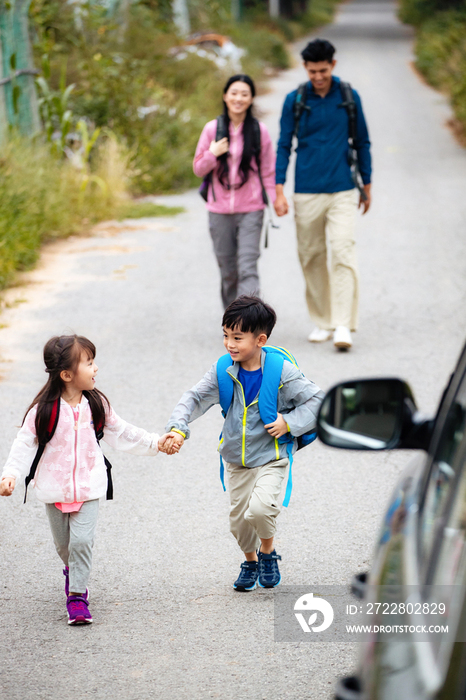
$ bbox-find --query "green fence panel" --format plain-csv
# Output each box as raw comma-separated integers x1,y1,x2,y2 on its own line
0,0,40,142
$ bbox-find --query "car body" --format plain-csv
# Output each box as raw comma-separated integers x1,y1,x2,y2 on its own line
316,342,466,700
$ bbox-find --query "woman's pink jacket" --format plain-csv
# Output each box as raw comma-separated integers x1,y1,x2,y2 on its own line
193,119,276,214
1,396,160,503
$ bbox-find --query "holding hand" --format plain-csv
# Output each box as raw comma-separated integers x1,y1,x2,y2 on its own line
264,413,289,439
0,477,16,497
158,432,185,455
209,137,229,158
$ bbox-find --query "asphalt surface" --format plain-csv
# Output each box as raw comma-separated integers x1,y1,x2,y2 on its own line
1,1,466,698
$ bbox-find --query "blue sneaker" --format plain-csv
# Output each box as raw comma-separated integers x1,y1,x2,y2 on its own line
257,549,282,588
233,561,259,591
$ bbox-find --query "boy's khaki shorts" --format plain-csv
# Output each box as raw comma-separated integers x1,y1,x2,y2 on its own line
226,458,289,554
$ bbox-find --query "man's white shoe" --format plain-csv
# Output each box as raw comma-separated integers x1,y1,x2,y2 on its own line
333,326,352,350
308,328,332,343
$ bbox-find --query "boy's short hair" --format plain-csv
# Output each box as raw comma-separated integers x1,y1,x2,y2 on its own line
301,39,335,64
222,295,277,338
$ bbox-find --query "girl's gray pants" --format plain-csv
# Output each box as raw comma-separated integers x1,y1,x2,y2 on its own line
208,210,264,309
46,499,99,595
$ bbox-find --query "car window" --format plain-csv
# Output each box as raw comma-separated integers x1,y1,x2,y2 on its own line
421,370,466,560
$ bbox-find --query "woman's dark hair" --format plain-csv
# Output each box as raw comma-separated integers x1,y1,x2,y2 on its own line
217,74,257,191
301,39,335,63
24,335,109,444
222,295,277,338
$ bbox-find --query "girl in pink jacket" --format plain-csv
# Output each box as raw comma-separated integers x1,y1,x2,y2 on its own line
0,334,178,625
194,74,276,308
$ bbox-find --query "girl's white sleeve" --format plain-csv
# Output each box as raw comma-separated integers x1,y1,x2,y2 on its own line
1,409,38,482
102,406,160,456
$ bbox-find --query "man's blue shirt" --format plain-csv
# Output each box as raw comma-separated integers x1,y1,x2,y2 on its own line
275,76,371,193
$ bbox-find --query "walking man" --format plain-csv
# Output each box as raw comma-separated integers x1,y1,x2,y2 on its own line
274,39,371,350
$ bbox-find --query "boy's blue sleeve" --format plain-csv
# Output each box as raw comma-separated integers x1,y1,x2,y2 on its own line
353,89,371,185
278,365,325,437
275,91,297,186
165,364,220,439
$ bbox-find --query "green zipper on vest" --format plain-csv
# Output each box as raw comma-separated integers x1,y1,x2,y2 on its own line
231,374,259,467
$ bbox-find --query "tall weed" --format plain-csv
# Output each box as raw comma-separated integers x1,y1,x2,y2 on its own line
0,135,129,290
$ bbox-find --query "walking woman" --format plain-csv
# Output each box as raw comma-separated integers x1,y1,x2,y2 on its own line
194,74,276,308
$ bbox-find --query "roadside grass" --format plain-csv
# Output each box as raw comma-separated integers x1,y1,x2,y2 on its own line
0,135,129,291
398,2,466,141
116,202,185,219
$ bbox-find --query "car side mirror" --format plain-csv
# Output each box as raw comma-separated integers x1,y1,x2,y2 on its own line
317,378,430,450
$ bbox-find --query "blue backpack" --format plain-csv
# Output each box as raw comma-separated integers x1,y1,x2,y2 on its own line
216,345,317,507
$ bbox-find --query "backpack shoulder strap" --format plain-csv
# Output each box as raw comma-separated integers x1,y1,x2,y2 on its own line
251,118,268,206
24,397,60,503
258,348,286,426
217,354,234,416
252,117,261,153
266,345,299,367
293,82,310,139
86,392,114,501
216,114,227,141
339,81,357,143
206,115,227,203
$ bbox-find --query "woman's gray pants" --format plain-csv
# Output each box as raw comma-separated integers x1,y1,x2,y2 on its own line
46,499,99,595
209,210,264,309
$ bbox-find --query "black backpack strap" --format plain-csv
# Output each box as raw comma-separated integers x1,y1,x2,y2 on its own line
216,113,227,140
209,114,227,202
252,118,268,206
24,444,45,504
199,115,226,203
93,415,113,501
293,82,311,141
339,81,357,144
339,81,367,201
24,397,60,504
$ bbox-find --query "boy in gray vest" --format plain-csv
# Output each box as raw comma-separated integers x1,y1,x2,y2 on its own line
162,295,324,591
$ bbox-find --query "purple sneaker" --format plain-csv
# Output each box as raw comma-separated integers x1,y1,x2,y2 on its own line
63,567,88,601
67,595,93,625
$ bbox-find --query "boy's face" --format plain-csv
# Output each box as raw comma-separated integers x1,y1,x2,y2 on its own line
223,325,267,366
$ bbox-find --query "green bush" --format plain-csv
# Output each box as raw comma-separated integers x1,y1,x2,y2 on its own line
29,2,292,195
400,4,466,138
0,135,129,290
398,0,465,26
416,11,466,125
300,0,342,32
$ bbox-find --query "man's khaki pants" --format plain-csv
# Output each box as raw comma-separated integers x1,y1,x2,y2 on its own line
227,458,288,554
293,189,359,331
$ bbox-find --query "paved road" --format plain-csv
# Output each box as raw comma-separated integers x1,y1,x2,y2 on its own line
1,1,466,698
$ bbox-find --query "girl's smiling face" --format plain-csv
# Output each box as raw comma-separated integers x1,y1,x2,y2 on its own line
73,352,98,392
223,81,253,120
62,350,98,394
